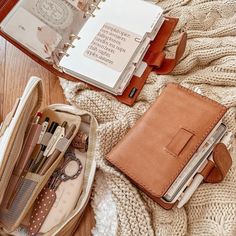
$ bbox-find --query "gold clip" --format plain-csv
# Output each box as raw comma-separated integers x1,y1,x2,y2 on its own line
69,34,81,41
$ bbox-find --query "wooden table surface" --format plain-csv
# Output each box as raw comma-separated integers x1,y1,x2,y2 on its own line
0,37,95,235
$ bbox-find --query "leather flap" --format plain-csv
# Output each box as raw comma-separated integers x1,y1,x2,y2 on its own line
106,84,227,198
0,77,43,204
203,143,232,183
154,32,187,75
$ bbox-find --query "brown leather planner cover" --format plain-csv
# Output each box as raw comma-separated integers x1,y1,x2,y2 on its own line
0,0,187,106
106,84,227,209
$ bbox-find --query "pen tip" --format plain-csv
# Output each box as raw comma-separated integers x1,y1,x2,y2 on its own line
62,121,68,128
36,112,42,117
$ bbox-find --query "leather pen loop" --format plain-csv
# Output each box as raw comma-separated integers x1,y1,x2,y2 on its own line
202,143,232,183
153,32,187,75
145,51,166,69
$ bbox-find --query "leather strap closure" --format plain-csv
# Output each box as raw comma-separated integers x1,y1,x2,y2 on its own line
201,143,232,183
145,51,166,68
146,32,187,75
0,98,20,137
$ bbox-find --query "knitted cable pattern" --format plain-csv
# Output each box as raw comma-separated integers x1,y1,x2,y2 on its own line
60,0,236,235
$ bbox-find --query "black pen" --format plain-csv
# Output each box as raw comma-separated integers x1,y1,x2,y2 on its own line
35,121,68,174
29,122,58,172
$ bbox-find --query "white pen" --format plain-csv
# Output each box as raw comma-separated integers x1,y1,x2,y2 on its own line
46,121,67,157
43,121,67,157
37,117,50,144
177,132,233,208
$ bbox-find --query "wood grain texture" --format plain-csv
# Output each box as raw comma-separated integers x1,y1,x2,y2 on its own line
0,37,6,118
0,37,94,235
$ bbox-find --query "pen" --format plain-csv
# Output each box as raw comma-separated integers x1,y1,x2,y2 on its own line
38,124,76,175
14,112,42,176
2,112,42,209
177,132,233,208
43,121,67,157
177,161,212,208
7,121,58,208
37,117,50,144
29,122,59,173
35,122,68,174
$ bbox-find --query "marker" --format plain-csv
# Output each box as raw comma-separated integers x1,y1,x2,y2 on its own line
43,121,67,157
35,122,68,174
29,122,58,172
38,117,50,144
39,124,76,175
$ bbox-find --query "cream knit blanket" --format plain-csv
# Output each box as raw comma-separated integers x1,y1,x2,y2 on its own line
60,0,236,235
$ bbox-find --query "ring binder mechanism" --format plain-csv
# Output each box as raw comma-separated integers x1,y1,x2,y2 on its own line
69,34,81,41
84,11,95,18
59,51,70,57
64,43,75,48
83,0,105,18
56,0,105,59
57,32,82,59
90,3,101,10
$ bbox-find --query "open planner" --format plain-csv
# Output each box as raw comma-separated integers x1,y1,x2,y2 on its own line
0,0,186,105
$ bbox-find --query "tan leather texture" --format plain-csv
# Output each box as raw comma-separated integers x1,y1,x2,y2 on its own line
106,84,227,207
0,1,186,106
153,32,187,75
204,143,232,183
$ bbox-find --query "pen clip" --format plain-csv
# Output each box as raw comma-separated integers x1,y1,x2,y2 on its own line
44,126,65,157
47,128,65,157
37,118,50,144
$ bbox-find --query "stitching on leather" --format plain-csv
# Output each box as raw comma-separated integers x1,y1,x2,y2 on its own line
107,84,227,197
165,128,194,157
165,148,177,158
173,84,227,109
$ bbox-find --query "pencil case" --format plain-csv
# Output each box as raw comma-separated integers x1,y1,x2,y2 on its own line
0,77,98,235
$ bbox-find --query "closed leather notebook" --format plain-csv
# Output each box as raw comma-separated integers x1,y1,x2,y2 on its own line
106,84,227,208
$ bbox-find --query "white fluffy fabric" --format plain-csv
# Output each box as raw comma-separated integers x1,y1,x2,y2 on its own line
91,170,118,236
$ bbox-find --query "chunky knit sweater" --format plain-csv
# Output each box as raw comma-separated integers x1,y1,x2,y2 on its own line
60,0,236,235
